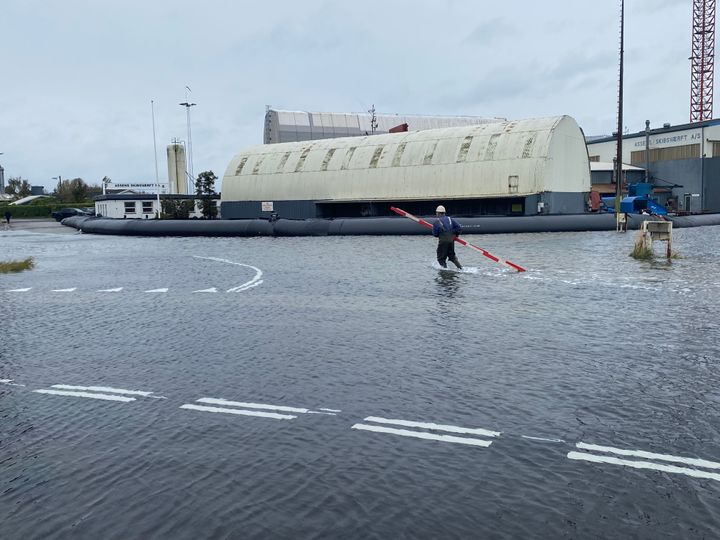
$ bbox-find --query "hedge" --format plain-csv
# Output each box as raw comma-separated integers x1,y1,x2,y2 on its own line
0,202,95,218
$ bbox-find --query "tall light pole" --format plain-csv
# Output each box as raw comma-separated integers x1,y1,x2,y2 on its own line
0,152,5,193
151,100,161,218
180,86,196,194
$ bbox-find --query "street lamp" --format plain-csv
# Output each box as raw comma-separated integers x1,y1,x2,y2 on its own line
179,88,196,194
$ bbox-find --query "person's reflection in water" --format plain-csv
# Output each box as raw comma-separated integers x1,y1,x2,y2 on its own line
430,271,465,363
434,269,462,299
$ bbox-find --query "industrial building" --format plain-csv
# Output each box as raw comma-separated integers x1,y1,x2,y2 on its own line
222,115,591,219
94,193,218,219
587,119,720,213
264,108,503,144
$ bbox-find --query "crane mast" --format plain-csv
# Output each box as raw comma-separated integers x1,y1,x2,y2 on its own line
690,0,716,122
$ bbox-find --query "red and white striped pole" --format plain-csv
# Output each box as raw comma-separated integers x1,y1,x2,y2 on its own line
390,206,526,273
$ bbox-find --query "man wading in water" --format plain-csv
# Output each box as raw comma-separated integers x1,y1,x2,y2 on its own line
432,205,462,269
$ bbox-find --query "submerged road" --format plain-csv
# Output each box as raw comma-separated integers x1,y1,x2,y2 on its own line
2,227,720,538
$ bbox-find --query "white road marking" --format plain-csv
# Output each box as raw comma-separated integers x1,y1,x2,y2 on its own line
145,288,169,293
352,423,493,447
522,435,566,443
180,403,296,420
319,408,342,413
97,287,123,292
568,451,720,482
306,411,337,416
7,288,32,292
50,385,155,397
363,416,501,438
193,287,218,293
34,389,135,402
197,398,309,414
231,279,264,292
52,288,77,292
192,255,264,293
576,442,720,470
0,378,25,387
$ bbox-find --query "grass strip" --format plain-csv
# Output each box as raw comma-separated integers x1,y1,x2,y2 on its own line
0,257,35,273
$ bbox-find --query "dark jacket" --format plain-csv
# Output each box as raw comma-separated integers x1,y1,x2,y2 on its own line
432,215,461,241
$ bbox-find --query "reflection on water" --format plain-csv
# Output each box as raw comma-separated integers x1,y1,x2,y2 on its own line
434,269,462,299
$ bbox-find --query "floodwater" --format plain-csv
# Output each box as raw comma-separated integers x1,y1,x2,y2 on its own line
1,224,720,539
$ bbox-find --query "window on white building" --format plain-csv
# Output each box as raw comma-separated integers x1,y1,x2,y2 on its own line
124,202,136,214
142,201,154,213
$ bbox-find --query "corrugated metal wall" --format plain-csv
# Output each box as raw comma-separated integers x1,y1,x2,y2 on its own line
264,109,504,144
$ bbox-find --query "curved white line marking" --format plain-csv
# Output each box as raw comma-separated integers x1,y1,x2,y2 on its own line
97,287,123,292
145,288,169,293
192,256,263,293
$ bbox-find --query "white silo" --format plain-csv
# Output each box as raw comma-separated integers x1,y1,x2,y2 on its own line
167,142,188,194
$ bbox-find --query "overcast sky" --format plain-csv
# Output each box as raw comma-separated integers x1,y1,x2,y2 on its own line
1,0,694,191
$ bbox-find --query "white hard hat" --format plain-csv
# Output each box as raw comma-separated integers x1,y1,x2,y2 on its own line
436,205,446,213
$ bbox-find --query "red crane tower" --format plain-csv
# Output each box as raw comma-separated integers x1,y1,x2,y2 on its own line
690,0,716,122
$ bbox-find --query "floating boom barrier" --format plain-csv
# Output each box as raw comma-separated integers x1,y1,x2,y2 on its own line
390,207,526,273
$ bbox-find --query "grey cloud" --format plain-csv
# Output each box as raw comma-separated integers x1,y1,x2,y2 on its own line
464,17,515,45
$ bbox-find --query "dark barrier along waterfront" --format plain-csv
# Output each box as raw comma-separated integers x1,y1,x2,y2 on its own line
62,213,720,237
1,226,720,538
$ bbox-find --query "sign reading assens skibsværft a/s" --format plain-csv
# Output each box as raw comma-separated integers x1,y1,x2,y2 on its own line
108,183,168,193
633,131,703,148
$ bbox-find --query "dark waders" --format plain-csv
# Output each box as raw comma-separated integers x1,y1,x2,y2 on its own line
437,231,462,269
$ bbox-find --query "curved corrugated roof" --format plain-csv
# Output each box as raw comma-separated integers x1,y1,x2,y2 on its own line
223,115,590,203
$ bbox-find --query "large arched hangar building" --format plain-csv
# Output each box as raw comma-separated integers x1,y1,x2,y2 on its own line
221,115,591,219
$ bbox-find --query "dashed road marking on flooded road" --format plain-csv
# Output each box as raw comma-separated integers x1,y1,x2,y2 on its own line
33,384,163,403
352,416,500,447
181,403,296,420
0,378,25,387
180,397,338,420
50,384,160,398
35,389,136,402
4,284,261,294
192,287,218,293
197,398,310,414
522,435,566,443
14,376,720,487
568,442,720,482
